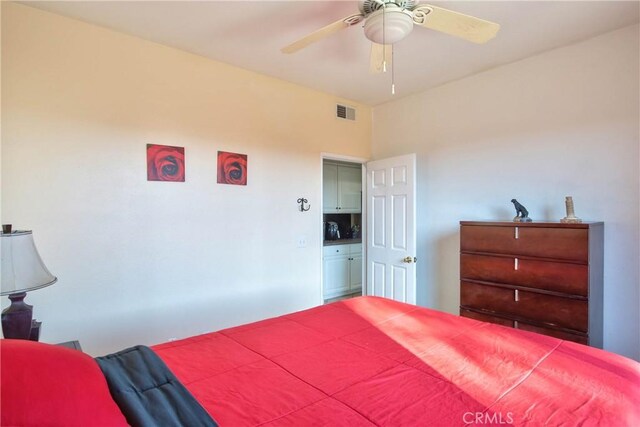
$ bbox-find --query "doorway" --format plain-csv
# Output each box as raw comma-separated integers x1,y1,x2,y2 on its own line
320,154,366,304
320,153,417,305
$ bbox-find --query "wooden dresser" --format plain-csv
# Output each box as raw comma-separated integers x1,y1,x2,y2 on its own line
459,221,604,347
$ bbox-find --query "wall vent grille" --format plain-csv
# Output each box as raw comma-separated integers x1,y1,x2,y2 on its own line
336,104,356,121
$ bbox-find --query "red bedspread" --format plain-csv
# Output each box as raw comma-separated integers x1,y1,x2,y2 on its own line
152,297,640,426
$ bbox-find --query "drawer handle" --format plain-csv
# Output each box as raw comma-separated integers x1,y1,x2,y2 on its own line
514,289,520,302
514,258,519,270
514,227,519,239
514,320,519,328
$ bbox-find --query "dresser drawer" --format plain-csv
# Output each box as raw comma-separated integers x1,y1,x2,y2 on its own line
460,253,588,296
460,225,588,262
460,308,514,327
460,281,588,332
461,307,588,344
515,322,588,345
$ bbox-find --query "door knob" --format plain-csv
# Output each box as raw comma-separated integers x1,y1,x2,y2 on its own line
403,256,413,263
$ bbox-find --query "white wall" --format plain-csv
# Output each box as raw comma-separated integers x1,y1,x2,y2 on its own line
3,3,638,362
1,3,371,355
373,24,640,361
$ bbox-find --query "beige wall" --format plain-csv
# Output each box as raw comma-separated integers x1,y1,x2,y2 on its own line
373,24,640,360
3,2,638,362
1,2,371,355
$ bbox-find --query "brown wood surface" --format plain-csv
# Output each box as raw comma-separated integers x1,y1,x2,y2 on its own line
515,322,588,345
460,308,588,344
459,221,602,228
460,308,514,327
460,253,588,297
460,281,588,332
459,221,603,347
460,225,588,262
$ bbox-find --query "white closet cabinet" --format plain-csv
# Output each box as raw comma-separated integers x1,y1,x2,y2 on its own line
323,163,361,213
323,244,362,299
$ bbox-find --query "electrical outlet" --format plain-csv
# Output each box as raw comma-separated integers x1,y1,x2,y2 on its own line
297,235,307,248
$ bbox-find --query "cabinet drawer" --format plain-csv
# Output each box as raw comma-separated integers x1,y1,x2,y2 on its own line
323,244,361,257
460,253,588,296
460,281,587,332
349,243,362,254
323,245,349,257
460,225,588,262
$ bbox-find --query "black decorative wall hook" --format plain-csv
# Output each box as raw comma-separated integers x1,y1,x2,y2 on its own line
297,198,310,212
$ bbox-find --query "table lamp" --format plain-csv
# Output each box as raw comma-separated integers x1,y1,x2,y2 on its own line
1,228,57,340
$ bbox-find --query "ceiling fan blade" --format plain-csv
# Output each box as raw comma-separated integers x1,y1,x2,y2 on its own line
282,14,364,54
413,5,500,44
370,43,392,74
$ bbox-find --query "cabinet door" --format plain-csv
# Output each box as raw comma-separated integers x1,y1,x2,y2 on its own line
349,254,363,292
323,255,350,298
337,165,362,213
323,163,338,213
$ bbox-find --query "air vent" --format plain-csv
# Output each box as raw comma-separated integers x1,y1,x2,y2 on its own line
336,104,356,121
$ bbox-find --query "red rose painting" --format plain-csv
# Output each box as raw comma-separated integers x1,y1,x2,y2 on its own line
147,144,185,182
217,151,247,185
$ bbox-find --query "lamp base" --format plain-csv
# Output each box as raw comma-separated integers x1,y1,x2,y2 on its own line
30,320,42,341
1,292,34,340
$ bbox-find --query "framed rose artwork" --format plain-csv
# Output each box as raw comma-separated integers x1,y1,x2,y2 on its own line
217,151,247,185
147,144,185,182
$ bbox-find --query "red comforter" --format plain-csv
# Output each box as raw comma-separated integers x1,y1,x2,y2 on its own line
153,297,640,426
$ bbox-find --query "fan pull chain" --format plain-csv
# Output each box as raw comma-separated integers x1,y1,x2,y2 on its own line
382,2,387,72
391,58,395,94
380,1,394,94
391,46,395,95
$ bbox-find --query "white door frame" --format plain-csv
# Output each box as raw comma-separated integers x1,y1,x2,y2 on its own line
319,153,369,305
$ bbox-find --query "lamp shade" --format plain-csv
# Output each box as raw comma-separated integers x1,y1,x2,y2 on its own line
1,231,57,295
364,7,414,45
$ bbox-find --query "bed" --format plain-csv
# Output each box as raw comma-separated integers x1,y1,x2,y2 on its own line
2,296,639,426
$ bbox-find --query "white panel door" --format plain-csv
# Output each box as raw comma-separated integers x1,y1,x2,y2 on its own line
366,154,416,304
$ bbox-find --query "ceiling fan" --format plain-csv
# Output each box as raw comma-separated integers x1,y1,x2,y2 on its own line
282,0,500,74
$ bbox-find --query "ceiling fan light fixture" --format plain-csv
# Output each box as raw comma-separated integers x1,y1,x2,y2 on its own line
364,7,414,44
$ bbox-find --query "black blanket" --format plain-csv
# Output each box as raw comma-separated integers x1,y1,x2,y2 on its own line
96,345,217,427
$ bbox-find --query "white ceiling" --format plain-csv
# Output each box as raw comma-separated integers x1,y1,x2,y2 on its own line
22,1,640,106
